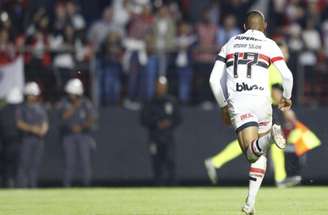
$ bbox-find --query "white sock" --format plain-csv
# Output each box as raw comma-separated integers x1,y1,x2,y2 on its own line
247,133,271,161
246,155,267,208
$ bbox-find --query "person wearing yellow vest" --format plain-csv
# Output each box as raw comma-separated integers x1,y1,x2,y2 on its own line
284,110,321,157
204,41,298,187
280,109,321,184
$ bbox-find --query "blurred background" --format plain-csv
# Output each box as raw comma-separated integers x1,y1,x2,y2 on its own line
0,0,327,188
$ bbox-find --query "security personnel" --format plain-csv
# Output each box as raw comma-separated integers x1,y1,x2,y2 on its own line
59,78,96,187
140,76,182,185
0,88,23,187
17,82,48,188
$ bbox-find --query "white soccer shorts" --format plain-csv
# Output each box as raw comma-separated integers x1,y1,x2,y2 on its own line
227,95,272,134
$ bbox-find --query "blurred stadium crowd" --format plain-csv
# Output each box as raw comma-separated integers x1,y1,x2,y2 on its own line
0,0,328,108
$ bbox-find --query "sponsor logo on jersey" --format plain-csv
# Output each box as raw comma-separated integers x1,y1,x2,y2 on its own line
236,82,264,92
235,36,262,41
240,113,254,120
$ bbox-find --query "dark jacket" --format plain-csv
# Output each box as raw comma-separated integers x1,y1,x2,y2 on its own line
0,104,20,141
141,95,181,144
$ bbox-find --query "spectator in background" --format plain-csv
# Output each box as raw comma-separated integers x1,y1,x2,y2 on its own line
140,31,159,101
322,20,328,58
88,6,123,52
220,0,258,28
302,19,322,52
59,79,96,187
25,8,52,90
52,2,68,36
300,19,321,100
51,25,87,90
285,0,306,26
153,5,176,76
0,28,16,65
1,1,25,36
112,0,131,33
207,0,220,25
98,31,124,105
141,77,181,185
0,10,14,36
17,82,48,188
0,88,23,187
124,5,154,109
66,1,86,33
305,1,321,27
194,9,217,108
216,14,240,47
287,23,304,54
175,21,195,104
267,0,286,34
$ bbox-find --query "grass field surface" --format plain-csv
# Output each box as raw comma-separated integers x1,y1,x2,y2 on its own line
0,187,327,215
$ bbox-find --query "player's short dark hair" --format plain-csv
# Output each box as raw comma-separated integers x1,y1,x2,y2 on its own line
245,10,265,30
245,10,265,23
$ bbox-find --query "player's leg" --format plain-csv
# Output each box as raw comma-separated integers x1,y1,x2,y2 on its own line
237,125,271,163
271,144,287,185
211,139,242,168
205,139,242,184
237,125,270,213
243,154,267,213
228,97,272,213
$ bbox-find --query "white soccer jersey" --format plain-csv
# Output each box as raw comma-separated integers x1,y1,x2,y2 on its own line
210,29,293,108
209,29,293,133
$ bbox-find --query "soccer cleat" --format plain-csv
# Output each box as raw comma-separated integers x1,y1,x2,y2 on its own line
276,176,302,188
271,124,286,149
204,159,218,184
242,204,255,215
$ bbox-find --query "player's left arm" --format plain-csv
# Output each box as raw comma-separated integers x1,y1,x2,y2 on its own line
270,43,294,111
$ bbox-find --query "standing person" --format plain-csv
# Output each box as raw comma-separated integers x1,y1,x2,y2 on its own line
16,82,48,188
209,11,293,214
0,88,23,187
140,77,181,185
59,78,96,187
282,109,321,186
194,9,218,108
98,31,124,105
175,21,195,104
153,5,176,76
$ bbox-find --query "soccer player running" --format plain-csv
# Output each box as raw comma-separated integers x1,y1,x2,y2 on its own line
209,11,293,214
205,41,299,188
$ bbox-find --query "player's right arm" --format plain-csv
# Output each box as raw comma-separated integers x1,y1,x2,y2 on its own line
209,43,231,124
209,44,228,108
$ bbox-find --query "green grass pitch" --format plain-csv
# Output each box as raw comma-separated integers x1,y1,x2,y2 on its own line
0,187,327,215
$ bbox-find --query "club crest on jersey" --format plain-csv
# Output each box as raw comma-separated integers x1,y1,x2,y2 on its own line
236,82,264,92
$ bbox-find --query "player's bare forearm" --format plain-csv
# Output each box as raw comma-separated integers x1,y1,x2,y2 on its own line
221,106,231,125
